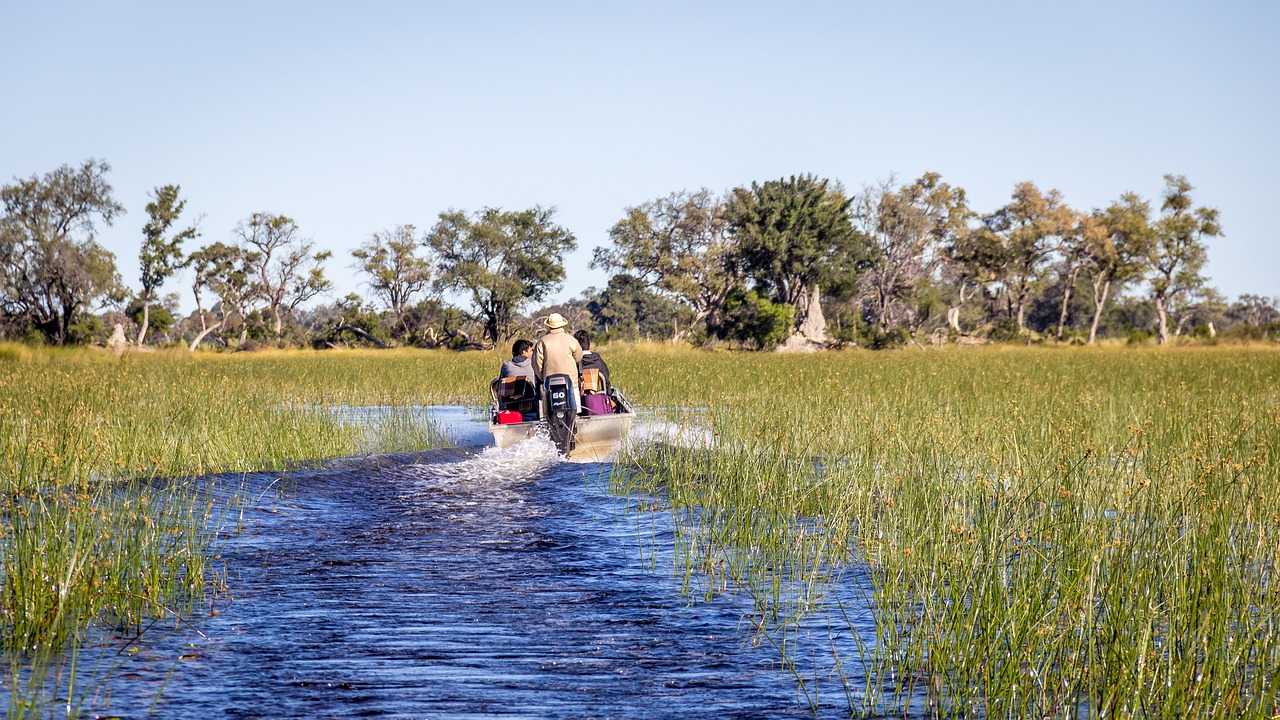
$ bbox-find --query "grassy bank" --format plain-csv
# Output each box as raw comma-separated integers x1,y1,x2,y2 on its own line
611,346,1280,716
0,346,464,709
5,343,1278,716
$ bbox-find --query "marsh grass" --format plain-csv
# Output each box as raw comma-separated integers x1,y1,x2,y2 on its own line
5,343,1278,717
0,347,469,709
612,346,1280,717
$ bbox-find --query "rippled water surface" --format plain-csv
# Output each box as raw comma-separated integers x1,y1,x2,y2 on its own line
82,407,858,719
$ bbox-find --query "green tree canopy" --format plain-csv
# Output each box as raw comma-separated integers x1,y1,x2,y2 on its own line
137,184,199,345
856,172,970,332
593,189,737,340
235,212,332,339
724,174,867,341
351,224,434,338
943,220,1009,334
126,296,177,338
1148,174,1220,344
426,206,576,347
976,181,1074,333
584,273,693,341
1085,192,1154,343
0,159,124,345
711,288,794,350
188,241,254,350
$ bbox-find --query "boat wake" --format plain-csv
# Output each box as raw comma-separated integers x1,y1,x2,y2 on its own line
462,416,715,468
387,410,718,490
408,432,565,489
622,417,715,452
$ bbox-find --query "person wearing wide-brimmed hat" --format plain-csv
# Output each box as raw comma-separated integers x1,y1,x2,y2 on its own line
532,312,583,392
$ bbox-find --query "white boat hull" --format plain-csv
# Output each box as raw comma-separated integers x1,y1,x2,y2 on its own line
489,412,635,460
488,386,637,460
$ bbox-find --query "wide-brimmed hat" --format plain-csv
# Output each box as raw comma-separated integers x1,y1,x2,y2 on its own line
543,312,569,329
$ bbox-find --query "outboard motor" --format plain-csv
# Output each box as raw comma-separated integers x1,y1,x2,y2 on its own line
542,374,578,456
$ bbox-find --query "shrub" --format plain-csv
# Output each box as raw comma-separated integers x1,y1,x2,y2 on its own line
987,318,1021,343
713,289,794,351
863,325,909,350
1127,328,1154,345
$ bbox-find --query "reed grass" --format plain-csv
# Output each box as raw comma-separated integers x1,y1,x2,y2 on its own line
0,347,466,709
6,343,1278,717
612,346,1280,717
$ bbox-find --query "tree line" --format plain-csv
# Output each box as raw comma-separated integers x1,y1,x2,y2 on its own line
2,159,1277,351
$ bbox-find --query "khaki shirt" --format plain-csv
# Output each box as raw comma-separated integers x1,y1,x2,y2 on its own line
532,328,583,386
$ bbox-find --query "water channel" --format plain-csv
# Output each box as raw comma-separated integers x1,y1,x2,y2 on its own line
44,408,878,718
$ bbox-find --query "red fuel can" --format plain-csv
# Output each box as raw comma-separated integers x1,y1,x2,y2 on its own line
497,410,523,425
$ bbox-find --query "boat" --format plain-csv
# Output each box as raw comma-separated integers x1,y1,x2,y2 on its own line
488,374,636,459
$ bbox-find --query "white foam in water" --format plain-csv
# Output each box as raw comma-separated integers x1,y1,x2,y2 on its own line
623,418,715,453
405,413,717,491
413,433,565,487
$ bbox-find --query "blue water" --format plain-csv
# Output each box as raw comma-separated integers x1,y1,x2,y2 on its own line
66,408,866,718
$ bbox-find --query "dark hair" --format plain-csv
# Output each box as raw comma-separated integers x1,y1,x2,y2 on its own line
512,339,533,356
573,330,590,350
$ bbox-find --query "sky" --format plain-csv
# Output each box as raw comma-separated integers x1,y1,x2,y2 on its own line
2,1,1277,312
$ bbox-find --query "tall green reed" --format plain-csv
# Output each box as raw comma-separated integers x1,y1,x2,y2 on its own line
0,347,470,709
613,346,1280,717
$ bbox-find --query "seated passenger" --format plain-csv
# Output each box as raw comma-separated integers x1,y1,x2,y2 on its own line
500,338,536,385
574,330,610,394
497,338,538,420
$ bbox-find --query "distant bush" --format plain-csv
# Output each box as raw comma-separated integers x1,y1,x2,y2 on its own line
712,289,794,351
1127,329,1154,346
67,315,107,346
987,318,1021,343
1218,322,1280,343
125,300,175,337
863,325,909,350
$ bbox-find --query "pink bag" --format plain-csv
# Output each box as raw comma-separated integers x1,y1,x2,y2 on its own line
583,394,615,416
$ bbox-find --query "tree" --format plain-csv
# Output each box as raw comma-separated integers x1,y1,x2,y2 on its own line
126,294,178,340
235,212,332,338
855,172,969,334
1085,193,1153,344
0,159,125,345
1229,294,1280,327
979,182,1073,333
309,294,390,348
531,298,594,336
942,224,1007,334
426,206,576,347
1172,286,1226,338
351,224,434,338
584,274,693,341
137,184,199,346
711,288,794,350
1053,210,1103,340
400,298,472,349
592,189,737,341
187,241,254,350
724,175,867,344
1147,175,1220,345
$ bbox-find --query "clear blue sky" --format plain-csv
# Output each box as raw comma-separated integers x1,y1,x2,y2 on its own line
2,1,1277,310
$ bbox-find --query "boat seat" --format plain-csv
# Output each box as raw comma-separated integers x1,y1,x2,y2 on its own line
492,376,537,416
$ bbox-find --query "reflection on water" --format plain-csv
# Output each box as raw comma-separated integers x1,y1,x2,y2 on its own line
61,407,866,718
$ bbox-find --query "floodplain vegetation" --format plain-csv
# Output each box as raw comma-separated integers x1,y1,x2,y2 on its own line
2,343,1278,718
0,344,463,714
612,345,1280,717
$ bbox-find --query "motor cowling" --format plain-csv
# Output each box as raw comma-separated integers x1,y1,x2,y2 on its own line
542,374,577,456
